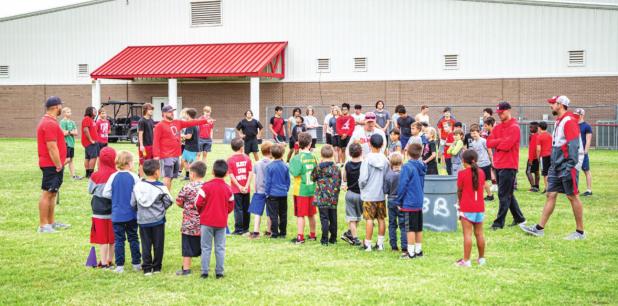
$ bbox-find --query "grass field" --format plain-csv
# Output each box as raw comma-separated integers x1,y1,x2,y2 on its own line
0,138,617,305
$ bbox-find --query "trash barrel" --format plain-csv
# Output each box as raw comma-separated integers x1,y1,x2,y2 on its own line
223,128,236,144
423,175,458,232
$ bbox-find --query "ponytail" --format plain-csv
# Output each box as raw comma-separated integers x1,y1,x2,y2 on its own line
471,161,479,190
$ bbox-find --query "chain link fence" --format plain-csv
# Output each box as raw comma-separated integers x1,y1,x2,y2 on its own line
263,104,618,149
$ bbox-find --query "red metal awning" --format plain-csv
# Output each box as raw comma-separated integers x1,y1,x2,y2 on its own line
90,41,287,80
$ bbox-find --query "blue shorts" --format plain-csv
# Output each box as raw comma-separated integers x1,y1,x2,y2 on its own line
459,212,485,224
582,154,590,171
248,193,269,216
182,150,197,163
199,138,213,153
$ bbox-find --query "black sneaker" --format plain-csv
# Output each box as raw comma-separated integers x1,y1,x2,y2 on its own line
484,195,494,201
582,191,593,196
200,273,209,279
415,251,424,258
216,274,224,279
321,241,329,246
176,269,191,276
291,238,305,245
391,246,399,252
329,239,337,245
340,230,353,244
352,238,362,246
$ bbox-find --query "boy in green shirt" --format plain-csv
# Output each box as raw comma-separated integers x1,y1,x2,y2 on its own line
60,107,81,180
289,132,318,244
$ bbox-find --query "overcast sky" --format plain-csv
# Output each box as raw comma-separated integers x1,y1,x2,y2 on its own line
0,0,91,19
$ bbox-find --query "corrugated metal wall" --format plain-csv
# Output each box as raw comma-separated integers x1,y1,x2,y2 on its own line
1,0,617,85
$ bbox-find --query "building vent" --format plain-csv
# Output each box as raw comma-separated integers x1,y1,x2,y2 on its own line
317,58,330,73
568,50,585,66
0,65,8,78
354,57,367,72
78,64,89,77
191,0,222,26
444,54,459,70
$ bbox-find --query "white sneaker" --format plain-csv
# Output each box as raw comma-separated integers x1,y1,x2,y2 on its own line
477,258,487,266
113,266,124,273
52,222,71,230
564,231,586,240
37,224,57,233
376,244,384,251
132,264,142,271
144,272,153,276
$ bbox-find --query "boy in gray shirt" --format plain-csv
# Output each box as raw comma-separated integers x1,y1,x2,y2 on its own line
383,152,407,254
469,125,494,201
248,141,273,239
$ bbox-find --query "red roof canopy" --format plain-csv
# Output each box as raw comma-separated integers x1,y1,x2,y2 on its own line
91,41,287,80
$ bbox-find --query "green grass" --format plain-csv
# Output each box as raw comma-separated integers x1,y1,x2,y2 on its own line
0,138,617,305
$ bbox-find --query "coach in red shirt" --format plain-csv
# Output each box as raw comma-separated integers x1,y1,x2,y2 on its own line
153,105,207,190
486,101,526,230
36,96,70,233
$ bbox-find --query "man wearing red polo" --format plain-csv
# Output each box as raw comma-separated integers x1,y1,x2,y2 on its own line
153,105,207,190
36,96,70,233
486,101,526,230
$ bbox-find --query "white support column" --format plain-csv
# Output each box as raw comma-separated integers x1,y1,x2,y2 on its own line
168,78,178,116
91,79,101,109
250,77,260,121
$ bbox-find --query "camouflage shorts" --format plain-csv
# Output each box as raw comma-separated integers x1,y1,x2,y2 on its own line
362,201,387,220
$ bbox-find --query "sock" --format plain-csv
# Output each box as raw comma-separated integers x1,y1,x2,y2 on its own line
407,244,414,254
535,224,544,230
309,232,316,239
365,240,372,248
377,235,385,246
576,229,584,235
415,243,422,254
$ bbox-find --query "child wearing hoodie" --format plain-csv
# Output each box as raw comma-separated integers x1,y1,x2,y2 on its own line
359,134,390,251
311,145,342,245
384,152,407,254
265,144,291,239
103,150,141,273
131,160,173,276
88,146,116,269
397,143,427,259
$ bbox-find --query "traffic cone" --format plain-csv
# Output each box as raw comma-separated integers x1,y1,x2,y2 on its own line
86,246,98,268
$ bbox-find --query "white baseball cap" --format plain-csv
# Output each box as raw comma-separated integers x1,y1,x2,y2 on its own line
547,95,570,107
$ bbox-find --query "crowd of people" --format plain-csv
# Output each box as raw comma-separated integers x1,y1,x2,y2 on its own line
34,95,593,278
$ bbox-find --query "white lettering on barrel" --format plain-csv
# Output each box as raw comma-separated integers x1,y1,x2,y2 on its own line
433,197,450,217
422,197,430,214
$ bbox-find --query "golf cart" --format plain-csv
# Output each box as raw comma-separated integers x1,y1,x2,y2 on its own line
101,100,144,144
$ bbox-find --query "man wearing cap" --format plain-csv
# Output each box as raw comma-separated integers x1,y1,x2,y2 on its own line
153,105,208,190
36,96,70,233
521,96,586,240
486,101,526,230
576,108,593,196
346,112,387,158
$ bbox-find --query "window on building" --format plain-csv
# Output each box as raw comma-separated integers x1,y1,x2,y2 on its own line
0,65,8,78
354,57,367,72
444,54,459,70
568,50,585,67
78,64,89,77
191,0,222,26
317,58,330,73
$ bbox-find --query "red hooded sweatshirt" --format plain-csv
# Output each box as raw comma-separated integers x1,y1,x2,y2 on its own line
195,178,235,228
487,117,520,170
153,119,207,159
89,147,117,216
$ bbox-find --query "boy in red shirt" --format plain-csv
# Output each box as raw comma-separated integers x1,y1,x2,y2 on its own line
96,108,110,149
536,121,553,192
526,122,540,192
227,138,254,235
198,106,215,163
443,125,454,175
336,103,355,164
82,106,99,178
195,160,235,279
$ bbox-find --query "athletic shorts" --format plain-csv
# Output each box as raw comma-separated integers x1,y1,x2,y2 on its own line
582,154,590,171
294,196,316,217
311,138,317,149
198,138,213,153
362,201,387,220
85,143,99,159
182,150,198,164
98,142,108,152
160,157,180,179
541,156,551,176
527,159,539,173
40,167,64,193
547,170,579,196
274,135,286,144
66,146,75,159
90,217,114,244
481,165,492,181
332,135,340,147
345,191,363,222
138,145,153,165
459,212,485,224
403,210,423,232
325,134,333,145
248,193,269,216
244,138,259,154
339,136,351,148
181,234,202,257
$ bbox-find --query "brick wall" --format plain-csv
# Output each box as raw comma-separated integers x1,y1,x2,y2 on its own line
1,76,616,138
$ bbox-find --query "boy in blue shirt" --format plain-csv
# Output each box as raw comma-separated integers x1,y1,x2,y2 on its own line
103,150,141,273
397,143,427,259
265,144,291,238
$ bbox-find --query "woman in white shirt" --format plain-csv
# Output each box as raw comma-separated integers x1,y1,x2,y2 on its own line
304,106,320,150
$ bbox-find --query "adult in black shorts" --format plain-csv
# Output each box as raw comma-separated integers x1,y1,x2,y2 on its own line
36,97,70,233
541,156,551,177
236,110,263,161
